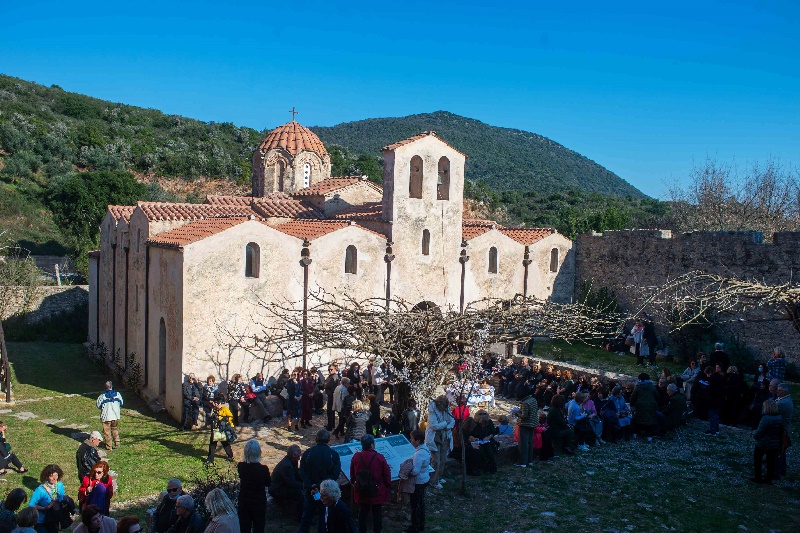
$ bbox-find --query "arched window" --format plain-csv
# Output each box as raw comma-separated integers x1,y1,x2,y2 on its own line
245,242,260,278
277,161,286,192
422,229,430,256
550,247,559,273
488,247,498,274
345,245,358,274
437,156,450,200
409,155,423,198
303,162,311,188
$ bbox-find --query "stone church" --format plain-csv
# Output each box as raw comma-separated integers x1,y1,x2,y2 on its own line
87,120,575,420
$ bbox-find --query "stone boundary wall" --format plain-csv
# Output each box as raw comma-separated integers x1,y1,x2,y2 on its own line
0,285,88,322
575,230,800,363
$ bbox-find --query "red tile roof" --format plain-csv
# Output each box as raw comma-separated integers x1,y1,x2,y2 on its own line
147,218,248,248
332,202,384,220
292,176,383,197
137,202,252,221
462,225,493,240
251,196,324,219
382,131,467,157
499,228,556,245
205,194,254,206
108,205,136,223
257,121,328,158
272,220,385,241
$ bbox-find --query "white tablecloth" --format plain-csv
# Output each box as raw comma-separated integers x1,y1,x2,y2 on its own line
446,383,495,408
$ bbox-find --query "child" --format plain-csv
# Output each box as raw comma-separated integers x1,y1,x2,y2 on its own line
496,415,513,436
535,411,554,461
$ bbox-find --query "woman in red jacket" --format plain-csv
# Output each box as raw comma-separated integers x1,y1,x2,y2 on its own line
349,434,391,533
78,460,114,514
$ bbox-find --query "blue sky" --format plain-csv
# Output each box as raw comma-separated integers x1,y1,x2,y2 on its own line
2,0,798,198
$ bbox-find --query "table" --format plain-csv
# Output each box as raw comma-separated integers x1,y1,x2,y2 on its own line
445,382,496,412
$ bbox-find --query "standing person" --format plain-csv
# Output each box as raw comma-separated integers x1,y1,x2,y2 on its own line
751,400,784,484
709,343,730,372
331,378,350,434
349,435,391,533
706,364,726,436
775,383,794,478
680,359,700,402
406,430,430,533
323,366,341,431
0,422,28,475
347,363,363,400
201,377,218,428
78,461,113,514
333,386,355,441
181,375,202,431
767,347,786,381
0,489,27,533
425,395,454,490
205,398,235,465
631,319,644,366
269,446,304,519
29,464,67,533
401,400,420,440
286,371,301,432
344,401,370,444
640,312,658,368
723,366,745,426
96,381,122,450
372,364,385,404
297,429,342,533
203,489,240,533
237,440,270,533
71,505,116,533
630,373,658,442
300,370,315,429
516,394,538,467
317,480,356,533
153,480,186,533
227,375,248,427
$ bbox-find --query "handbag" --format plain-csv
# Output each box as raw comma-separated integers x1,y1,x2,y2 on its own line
212,429,227,442
280,387,289,400
625,336,634,346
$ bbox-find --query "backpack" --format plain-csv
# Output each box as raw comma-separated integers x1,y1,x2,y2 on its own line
355,452,378,497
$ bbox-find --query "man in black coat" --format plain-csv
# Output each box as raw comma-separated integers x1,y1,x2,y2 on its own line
270,445,304,518
709,342,731,372
181,374,202,430
323,366,340,431
165,495,204,533
153,479,187,533
75,431,103,483
297,429,342,533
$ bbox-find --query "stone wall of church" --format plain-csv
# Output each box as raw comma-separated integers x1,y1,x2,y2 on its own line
575,230,800,363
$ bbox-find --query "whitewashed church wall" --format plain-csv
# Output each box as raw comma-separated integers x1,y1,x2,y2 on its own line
462,229,526,306
180,221,304,386
527,233,575,303
146,246,184,419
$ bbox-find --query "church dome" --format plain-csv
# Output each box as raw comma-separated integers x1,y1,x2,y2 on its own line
257,121,329,158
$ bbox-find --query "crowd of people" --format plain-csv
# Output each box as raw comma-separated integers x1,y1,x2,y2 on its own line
489,344,794,485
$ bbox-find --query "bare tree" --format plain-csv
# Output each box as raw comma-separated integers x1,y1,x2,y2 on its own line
669,159,800,240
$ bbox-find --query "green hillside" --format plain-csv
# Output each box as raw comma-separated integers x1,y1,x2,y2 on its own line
312,111,644,197
0,74,661,265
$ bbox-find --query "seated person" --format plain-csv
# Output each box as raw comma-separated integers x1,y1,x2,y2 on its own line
546,395,575,455
470,410,499,474
450,417,481,476
496,415,513,436
657,384,687,434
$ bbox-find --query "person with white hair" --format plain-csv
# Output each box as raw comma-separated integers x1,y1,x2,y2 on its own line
153,479,186,533
237,440,270,533
318,480,356,533
96,381,122,449
166,495,203,533
425,395,454,489
203,489,239,533
181,374,202,431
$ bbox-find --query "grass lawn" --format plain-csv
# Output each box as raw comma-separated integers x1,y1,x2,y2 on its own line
4,341,800,532
4,342,218,516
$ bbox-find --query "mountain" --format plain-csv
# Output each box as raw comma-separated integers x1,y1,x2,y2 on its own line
312,111,644,198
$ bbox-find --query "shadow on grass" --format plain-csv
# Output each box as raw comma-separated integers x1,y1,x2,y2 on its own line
8,342,109,397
